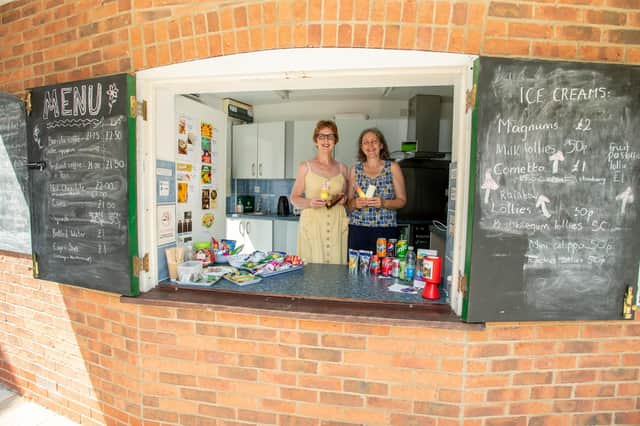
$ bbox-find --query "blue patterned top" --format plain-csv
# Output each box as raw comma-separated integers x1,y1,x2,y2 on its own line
350,160,396,227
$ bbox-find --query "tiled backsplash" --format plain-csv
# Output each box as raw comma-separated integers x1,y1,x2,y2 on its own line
227,178,295,214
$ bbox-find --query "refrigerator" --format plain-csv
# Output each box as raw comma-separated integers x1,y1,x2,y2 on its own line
396,157,450,250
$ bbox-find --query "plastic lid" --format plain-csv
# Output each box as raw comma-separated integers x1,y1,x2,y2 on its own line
193,242,210,249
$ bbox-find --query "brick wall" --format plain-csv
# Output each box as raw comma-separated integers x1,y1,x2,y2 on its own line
1,0,640,424
2,1,640,95
1,254,639,425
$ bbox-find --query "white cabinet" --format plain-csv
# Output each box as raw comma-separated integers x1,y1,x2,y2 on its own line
226,217,273,253
232,124,257,178
232,122,287,179
334,118,375,168
287,120,316,178
375,117,407,155
273,220,299,254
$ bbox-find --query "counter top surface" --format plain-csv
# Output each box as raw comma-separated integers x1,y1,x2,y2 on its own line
164,263,444,305
136,263,464,326
227,213,300,221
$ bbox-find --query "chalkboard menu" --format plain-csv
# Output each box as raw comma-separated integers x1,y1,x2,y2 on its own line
466,58,640,322
27,74,139,296
0,94,31,254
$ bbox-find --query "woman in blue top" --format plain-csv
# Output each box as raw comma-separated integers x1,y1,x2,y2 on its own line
347,128,406,252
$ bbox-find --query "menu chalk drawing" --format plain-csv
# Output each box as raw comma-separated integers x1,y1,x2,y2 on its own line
466,58,639,322
0,93,31,254
27,74,138,295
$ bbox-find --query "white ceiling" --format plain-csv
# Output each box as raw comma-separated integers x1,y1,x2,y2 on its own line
207,85,453,107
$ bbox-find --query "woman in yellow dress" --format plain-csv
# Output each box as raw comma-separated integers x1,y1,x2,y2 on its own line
290,120,349,264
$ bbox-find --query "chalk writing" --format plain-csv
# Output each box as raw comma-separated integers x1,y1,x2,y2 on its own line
0,94,31,253
27,74,133,294
467,58,640,322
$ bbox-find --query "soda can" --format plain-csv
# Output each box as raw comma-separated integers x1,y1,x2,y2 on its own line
381,257,393,276
399,259,406,280
387,239,397,258
376,238,387,258
391,258,400,277
396,240,408,259
369,255,380,275
348,249,359,273
359,250,372,274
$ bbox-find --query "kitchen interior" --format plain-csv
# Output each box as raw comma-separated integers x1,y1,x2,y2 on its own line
169,83,455,300
215,86,452,251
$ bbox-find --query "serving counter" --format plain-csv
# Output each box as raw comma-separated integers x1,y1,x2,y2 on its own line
136,263,458,324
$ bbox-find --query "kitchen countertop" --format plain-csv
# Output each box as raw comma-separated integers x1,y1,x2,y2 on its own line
161,263,445,305
136,263,463,326
227,213,300,221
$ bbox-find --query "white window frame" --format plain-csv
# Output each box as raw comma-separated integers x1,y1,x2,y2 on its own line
136,48,477,315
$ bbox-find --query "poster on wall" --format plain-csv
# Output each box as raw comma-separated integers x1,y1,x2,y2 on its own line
201,121,212,163
201,189,210,210
157,204,176,245
201,165,211,185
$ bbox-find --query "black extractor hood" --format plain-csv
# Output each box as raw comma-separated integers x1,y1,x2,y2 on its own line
405,94,445,158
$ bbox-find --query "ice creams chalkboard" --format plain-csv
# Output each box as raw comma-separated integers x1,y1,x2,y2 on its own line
26,74,139,295
466,58,639,322
0,94,31,254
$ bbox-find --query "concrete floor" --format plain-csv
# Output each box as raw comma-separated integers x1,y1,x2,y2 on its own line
0,384,79,426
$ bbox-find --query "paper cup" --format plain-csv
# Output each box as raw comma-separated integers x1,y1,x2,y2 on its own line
165,247,181,281
167,261,178,281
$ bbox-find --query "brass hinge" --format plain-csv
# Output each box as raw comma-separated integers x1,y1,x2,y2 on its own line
622,286,637,320
132,253,149,277
22,91,32,115
130,96,147,121
465,84,476,113
32,253,39,278
458,274,467,297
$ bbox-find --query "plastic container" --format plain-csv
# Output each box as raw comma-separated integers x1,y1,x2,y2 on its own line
177,261,203,282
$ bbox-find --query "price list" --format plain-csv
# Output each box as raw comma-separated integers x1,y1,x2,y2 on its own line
467,58,640,321
27,74,134,294
0,94,31,253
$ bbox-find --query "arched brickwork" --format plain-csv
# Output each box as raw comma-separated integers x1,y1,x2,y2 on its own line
1,1,640,425
2,1,640,94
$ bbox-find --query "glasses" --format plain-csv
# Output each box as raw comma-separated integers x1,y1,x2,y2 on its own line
317,134,337,141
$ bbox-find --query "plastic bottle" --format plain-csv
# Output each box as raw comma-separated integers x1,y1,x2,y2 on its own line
405,246,416,281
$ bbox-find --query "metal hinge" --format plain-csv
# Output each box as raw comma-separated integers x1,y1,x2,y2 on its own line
458,274,467,297
32,253,39,278
22,91,32,115
465,84,476,113
623,286,637,320
130,96,147,120
132,253,149,277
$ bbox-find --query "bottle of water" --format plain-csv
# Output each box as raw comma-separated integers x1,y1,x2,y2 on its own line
405,246,416,281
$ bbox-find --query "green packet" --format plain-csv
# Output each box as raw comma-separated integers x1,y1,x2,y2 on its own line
224,270,262,286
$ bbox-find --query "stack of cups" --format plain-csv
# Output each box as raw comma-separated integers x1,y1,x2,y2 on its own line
165,247,184,281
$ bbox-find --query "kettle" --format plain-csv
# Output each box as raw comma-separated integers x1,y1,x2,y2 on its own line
277,196,290,216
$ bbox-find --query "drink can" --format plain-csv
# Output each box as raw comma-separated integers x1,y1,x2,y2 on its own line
359,250,372,274
381,257,393,276
387,239,397,258
399,259,406,280
376,238,387,258
396,240,408,259
348,249,359,273
369,255,380,275
391,258,400,277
